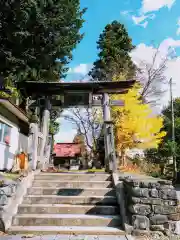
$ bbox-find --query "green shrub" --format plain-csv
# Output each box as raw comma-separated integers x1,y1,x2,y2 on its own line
150,171,161,178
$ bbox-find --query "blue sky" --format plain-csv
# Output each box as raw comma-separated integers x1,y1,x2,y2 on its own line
55,0,180,143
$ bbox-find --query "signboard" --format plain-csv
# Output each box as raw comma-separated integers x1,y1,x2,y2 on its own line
110,100,124,106
92,99,124,106
64,92,90,107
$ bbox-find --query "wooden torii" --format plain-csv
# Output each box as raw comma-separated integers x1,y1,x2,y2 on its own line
17,80,135,172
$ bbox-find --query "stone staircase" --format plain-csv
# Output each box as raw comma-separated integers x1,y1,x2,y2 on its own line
9,172,124,236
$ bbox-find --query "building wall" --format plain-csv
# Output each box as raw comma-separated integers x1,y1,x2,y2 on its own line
18,120,29,153
0,105,29,170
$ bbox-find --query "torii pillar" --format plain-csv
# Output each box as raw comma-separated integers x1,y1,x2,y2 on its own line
103,93,117,172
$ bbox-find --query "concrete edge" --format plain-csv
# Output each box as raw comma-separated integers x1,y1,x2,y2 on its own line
0,169,40,231
125,235,135,240
112,173,133,235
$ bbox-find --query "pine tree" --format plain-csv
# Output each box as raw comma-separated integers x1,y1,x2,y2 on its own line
89,21,136,81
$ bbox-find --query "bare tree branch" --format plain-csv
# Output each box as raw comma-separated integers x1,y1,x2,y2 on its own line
136,46,174,106
62,107,103,151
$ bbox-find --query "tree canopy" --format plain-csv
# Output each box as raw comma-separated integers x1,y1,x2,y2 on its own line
111,83,166,164
89,21,136,81
0,0,86,135
0,0,86,82
146,98,180,170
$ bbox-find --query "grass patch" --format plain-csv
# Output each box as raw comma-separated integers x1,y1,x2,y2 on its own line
87,168,105,172
2,173,20,181
66,168,105,173
44,168,105,173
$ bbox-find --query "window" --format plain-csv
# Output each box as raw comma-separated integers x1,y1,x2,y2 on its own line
0,121,11,145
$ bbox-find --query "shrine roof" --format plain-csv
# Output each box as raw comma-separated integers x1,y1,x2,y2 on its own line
53,143,81,158
17,80,135,96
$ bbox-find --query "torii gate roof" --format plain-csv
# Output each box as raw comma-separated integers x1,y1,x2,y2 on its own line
17,80,135,97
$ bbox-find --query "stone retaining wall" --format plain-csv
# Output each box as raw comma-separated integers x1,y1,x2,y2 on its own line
0,170,40,231
114,173,180,237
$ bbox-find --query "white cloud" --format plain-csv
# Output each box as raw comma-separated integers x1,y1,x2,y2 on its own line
54,128,77,143
141,0,176,14
120,10,131,16
68,64,92,75
177,17,180,35
131,0,175,28
159,38,180,55
141,21,148,28
132,15,149,24
54,111,77,143
132,13,155,27
130,38,180,108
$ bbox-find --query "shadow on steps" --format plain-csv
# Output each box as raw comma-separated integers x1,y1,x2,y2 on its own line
56,188,115,197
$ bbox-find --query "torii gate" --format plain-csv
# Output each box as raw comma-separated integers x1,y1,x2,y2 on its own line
17,80,135,172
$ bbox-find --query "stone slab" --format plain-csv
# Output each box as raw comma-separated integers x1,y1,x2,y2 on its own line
18,204,118,215
8,226,126,236
129,204,151,216
150,215,168,225
27,187,116,196
22,195,117,205
12,214,121,227
132,215,150,230
32,181,112,188
35,173,111,181
159,189,177,200
168,213,180,221
152,205,178,215
0,235,128,240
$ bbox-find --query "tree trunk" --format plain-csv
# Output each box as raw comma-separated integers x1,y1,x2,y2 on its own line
121,151,126,166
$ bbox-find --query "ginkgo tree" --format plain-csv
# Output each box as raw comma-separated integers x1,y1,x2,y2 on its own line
111,83,166,165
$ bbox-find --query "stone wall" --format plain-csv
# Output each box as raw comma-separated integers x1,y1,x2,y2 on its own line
115,174,180,237
0,170,40,231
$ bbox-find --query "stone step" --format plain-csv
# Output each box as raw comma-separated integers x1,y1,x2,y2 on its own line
27,187,116,196
9,226,125,236
35,173,111,181
23,195,117,205
18,204,119,215
12,214,121,227
32,180,112,188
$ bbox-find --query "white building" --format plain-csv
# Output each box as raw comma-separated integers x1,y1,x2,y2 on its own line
0,99,29,171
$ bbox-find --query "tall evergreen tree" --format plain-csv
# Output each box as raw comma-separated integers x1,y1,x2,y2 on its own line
89,21,136,81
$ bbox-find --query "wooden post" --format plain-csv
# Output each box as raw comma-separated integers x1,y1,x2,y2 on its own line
40,97,51,169
29,123,38,170
102,93,117,173
103,93,110,172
